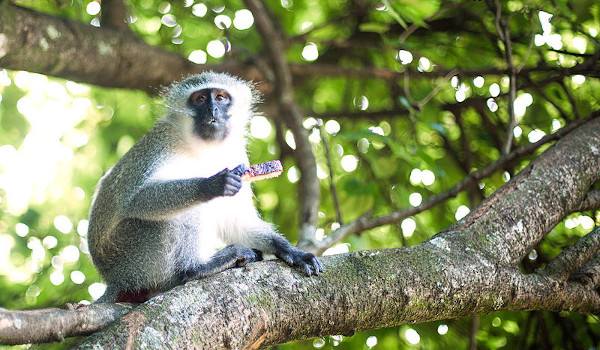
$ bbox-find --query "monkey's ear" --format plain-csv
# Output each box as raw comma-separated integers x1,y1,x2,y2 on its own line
248,81,263,106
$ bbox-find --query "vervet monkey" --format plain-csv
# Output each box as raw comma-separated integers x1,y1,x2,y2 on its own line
88,72,323,303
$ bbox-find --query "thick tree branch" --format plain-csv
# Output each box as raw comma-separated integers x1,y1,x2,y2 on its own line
540,227,600,280
244,0,320,241
0,304,132,345
73,254,599,348
0,2,208,92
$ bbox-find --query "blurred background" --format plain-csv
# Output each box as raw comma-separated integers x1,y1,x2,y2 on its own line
0,0,599,348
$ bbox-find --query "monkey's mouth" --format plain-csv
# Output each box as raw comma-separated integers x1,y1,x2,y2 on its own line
193,118,230,141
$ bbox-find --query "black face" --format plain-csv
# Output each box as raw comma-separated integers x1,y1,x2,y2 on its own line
188,88,232,140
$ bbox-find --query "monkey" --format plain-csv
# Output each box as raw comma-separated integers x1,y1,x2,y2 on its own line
87,72,323,303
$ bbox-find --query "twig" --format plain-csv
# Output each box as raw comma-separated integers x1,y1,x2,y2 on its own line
289,15,352,44
416,69,459,109
468,315,480,350
318,123,344,225
354,150,407,247
522,75,573,122
490,0,518,155
549,48,593,57
559,80,581,119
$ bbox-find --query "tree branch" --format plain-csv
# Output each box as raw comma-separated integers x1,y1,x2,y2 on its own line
1,2,597,94
100,0,132,32
319,123,344,225
244,0,320,242
575,190,600,212
0,2,207,93
489,0,517,155
573,256,600,288
540,227,600,280
65,250,598,349
0,304,132,345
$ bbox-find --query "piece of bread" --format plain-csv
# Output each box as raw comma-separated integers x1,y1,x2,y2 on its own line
242,160,283,182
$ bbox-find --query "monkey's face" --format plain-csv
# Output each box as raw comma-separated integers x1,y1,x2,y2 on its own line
187,88,232,140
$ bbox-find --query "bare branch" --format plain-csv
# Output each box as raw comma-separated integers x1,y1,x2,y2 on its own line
572,255,600,288
100,0,132,32
559,80,581,120
313,108,409,120
318,123,344,225
540,227,600,280
244,0,320,241
575,190,600,212
490,0,517,155
0,304,132,345
468,315,480,350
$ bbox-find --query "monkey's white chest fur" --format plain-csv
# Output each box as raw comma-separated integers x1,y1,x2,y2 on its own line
152,143,265,262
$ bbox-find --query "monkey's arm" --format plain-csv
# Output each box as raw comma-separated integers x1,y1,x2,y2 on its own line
238,227,324,276
123,168,242,221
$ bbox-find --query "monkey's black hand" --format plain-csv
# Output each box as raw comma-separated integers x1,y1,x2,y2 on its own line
277,248,324,276
208,166,244,197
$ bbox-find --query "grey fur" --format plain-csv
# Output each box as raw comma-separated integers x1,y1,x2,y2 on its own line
87,72,322,303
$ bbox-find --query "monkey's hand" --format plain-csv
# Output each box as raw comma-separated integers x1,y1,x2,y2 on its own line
277,248,324,276
207,166,244,197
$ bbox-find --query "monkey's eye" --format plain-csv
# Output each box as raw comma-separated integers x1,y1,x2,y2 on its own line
215,93,229,102
189,91,207,105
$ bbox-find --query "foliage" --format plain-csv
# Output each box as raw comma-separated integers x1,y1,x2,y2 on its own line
0,0,599,348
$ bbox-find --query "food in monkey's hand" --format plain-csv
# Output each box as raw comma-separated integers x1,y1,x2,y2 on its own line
242,160,283,182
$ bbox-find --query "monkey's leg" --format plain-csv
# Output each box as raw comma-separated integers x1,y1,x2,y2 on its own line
238,229,324,276
124,168,243,221
178,244,263,282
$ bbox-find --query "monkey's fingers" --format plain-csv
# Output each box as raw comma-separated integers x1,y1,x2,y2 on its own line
310,256,325,274
231,164,248,176
223,185,240,196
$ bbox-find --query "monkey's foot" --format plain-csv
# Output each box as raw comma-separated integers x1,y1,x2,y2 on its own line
234,246,263,267
278,249,324,276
